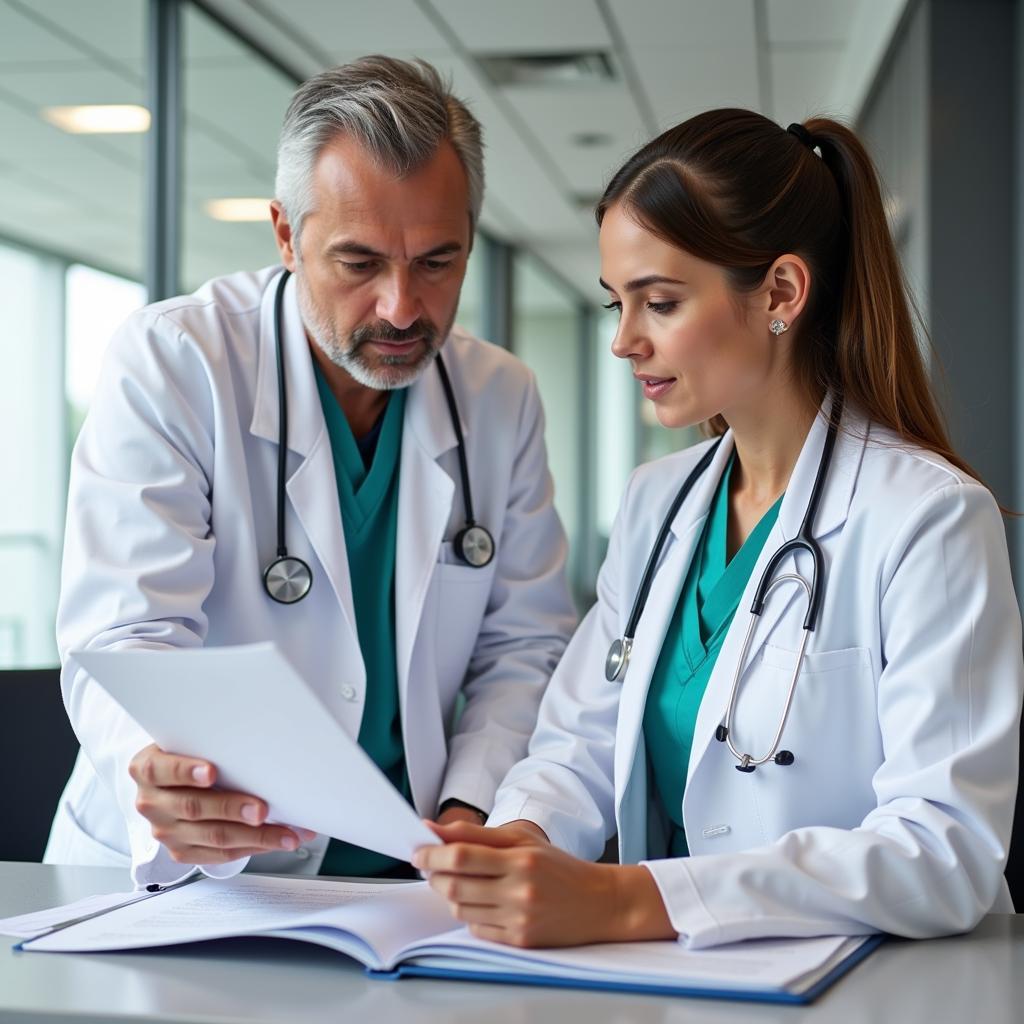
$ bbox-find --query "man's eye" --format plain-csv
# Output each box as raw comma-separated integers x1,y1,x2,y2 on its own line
422,259,453,271
342,261,376,272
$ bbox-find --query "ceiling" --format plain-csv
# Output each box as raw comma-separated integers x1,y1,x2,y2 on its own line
0,0,910,308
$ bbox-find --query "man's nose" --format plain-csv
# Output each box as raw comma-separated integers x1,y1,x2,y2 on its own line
375,270,421,330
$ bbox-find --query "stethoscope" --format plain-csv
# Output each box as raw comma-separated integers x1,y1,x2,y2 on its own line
262,270,495,604
605,403,842,772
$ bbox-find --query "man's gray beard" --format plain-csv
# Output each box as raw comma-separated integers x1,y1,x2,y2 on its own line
295,274,445,391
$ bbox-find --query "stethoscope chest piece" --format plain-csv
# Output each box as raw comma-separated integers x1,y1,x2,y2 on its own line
263,555,313,604
454,523,495,568
605,636,632,683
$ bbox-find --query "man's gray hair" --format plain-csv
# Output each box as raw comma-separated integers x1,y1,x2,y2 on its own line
276,55,484,241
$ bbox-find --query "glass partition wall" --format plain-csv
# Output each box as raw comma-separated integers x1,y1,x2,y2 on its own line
0,0,148,667
0,0,646,667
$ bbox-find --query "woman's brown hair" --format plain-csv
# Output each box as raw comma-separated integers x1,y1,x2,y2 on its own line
596,108,980,484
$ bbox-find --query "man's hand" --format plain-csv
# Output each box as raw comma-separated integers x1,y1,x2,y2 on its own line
129,744,314,865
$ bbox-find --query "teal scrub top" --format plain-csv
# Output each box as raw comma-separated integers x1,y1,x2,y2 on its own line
642,454,783,858
313,365,410,877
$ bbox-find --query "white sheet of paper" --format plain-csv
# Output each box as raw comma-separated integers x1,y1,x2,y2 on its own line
71,644,439,862
23,876,455,969
0,890,147,938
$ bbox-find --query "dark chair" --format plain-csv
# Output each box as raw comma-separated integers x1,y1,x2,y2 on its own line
1006,707,1024,910
0,668,79,861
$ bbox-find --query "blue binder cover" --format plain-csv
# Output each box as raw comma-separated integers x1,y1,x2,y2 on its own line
366,934,883,1005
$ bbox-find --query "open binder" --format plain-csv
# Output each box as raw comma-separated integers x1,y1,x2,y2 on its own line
5,874,880,1005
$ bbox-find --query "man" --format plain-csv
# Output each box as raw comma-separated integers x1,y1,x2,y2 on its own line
45,57,576,884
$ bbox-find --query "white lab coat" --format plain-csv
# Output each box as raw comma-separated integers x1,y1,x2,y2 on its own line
45,266,577,884
489,406,1023,947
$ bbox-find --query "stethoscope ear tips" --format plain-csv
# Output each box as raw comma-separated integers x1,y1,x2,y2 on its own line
774,750,795,766
715,725,728,742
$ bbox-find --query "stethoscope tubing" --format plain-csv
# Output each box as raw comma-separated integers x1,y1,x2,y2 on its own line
606,402,843,771
263,269,493,602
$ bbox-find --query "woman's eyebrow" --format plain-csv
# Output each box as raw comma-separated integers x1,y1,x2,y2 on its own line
598,274,685,292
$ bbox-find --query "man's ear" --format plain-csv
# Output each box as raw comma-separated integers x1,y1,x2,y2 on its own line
270,201,298,272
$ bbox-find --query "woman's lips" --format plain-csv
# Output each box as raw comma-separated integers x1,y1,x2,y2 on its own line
636,375,676,400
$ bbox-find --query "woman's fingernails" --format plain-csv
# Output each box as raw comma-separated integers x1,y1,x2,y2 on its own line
192,766,211,784
242,804,260,824
280,834,298,851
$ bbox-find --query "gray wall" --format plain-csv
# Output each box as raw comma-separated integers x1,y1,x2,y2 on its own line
861,0,1019,574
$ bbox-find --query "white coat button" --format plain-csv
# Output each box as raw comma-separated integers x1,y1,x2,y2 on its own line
295,847,311,861
340,684,357,701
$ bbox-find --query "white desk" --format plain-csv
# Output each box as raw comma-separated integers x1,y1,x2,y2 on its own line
1,863,1022,1024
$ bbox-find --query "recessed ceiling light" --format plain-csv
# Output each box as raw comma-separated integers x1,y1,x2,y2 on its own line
204,198,273,222
478,52,616,87
42,104,151,134
571,131,613,148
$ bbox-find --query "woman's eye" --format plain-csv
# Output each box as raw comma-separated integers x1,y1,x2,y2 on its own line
602,301,621,313
647,300,678,315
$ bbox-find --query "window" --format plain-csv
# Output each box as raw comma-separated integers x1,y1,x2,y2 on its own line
0,0,146,667
181,3,295,290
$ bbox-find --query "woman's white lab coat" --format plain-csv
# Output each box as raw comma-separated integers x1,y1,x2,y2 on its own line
46,267,577,884
488,407,1023,948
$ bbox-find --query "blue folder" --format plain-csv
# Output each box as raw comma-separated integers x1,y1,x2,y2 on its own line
367,934,884,1005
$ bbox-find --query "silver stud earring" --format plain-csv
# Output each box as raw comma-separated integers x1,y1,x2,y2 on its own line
769,319,788,336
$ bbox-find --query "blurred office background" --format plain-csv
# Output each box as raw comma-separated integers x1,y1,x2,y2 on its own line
0,0,1020,668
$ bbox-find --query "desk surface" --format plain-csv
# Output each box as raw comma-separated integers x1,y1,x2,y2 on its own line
1,863,1021,1024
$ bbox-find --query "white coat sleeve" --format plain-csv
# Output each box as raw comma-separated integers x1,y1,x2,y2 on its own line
439,373,578,813
644,482,1024,947
485,470,635,856
57,312,249,886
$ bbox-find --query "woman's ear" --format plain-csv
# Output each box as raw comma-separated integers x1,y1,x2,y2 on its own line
763,254,811,330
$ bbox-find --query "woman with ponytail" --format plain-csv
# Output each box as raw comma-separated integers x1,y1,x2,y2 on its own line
414,111,1024,949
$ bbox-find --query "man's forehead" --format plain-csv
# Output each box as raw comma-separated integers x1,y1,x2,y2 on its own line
307,137,470,249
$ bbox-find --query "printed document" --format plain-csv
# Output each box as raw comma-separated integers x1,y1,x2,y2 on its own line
70,644,438,863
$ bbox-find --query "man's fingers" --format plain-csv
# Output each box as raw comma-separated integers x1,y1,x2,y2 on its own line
167,821,302,852
165,788,268,825
169,845,276,866
131,746,217,789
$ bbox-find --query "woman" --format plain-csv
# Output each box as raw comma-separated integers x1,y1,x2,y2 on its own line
413,110,1024,949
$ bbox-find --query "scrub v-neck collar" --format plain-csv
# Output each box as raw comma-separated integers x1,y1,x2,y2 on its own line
681,454,784,669
314,364,407,535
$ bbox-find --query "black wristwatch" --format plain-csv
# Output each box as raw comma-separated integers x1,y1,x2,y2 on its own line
437,798,487,823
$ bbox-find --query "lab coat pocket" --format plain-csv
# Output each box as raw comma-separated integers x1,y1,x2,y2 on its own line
741,644,880,831
432,556,494,701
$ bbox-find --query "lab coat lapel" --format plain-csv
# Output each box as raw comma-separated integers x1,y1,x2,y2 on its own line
249,271,360,648
613,435,735,803
686,405,867,777
395,355,458,812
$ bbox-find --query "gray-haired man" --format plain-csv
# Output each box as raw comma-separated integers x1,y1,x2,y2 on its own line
46,57,577,885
